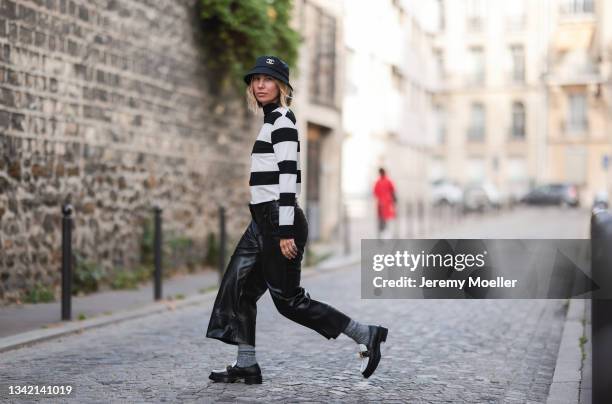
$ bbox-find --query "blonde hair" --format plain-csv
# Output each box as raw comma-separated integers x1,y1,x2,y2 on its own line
245,76,293,114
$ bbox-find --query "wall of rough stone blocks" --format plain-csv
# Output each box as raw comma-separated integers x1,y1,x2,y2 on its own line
0,0,258,303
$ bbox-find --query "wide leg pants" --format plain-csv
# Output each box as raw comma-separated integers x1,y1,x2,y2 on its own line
205,199,351,346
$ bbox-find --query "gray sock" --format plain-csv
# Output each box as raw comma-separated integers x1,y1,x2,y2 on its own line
342,319,371,345
236,344,257,367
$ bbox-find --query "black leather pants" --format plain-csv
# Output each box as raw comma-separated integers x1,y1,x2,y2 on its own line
206,199,351,346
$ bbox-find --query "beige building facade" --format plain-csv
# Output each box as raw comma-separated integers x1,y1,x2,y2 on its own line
430,0,549,199
545,0,611,206
599,0,612,204
432,0,611,206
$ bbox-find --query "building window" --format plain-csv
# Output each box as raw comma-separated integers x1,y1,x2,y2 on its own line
507,157,527,182
310,8,336,106
511,101,526,139
435,104,447,144
468,47,485,85
434,48,445,80
391,65,404,92
567,93,588,133
510,45,525,83
345,48,358,95
466,0,486,31
506,157,529,195
437,0,445,31
467,102,485,141
411,20,421,49
430,157,446,181
560,0,594,14
467,157,486,182
410,82,418,109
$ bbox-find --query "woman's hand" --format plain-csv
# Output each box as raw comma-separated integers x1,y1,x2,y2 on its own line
280,238,298,259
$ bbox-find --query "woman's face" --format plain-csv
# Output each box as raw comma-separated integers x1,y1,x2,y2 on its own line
250,74,280,105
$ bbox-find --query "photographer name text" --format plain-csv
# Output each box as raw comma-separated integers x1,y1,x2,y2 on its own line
373,276,517,289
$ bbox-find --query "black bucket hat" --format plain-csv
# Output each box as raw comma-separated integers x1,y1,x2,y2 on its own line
243,55,293,91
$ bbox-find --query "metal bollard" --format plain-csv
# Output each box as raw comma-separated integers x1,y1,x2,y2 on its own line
404,201,410,238
443,203,450,228
591,209,612,402
455,203,462,223
61,204,73,321
417,200,425,237
343,203,350,255
153,206,162,301
218,206,226,280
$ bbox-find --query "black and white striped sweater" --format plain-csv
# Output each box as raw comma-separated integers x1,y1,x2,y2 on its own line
249,102,302,238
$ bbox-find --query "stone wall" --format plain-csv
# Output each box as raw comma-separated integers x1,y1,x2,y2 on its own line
0,0,258,303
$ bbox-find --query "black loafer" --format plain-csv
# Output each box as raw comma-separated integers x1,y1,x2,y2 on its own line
359,325,388,378
209,362,263,384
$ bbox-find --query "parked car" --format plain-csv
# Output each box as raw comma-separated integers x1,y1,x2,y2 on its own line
520,183,579,207
592,190,609,210
462,182,504,212
430,179,463,206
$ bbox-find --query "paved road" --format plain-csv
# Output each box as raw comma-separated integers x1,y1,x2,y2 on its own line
345,205,590,254
0,207,590,403
428,206,590,239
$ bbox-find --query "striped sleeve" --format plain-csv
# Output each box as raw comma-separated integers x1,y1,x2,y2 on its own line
271,112,299,238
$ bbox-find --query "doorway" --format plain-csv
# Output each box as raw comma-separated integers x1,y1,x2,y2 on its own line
306,123,330,241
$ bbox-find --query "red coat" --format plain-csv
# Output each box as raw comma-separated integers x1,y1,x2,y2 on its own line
373,176,396,220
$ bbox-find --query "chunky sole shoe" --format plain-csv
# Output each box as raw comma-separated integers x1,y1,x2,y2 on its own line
209,373,263,384
209,362,263,384
359,325,388,378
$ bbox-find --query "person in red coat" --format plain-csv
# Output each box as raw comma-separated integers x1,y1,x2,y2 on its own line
373,168,397,237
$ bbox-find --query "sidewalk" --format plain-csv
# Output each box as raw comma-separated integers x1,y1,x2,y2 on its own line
0,269,220,339
547,298,592,404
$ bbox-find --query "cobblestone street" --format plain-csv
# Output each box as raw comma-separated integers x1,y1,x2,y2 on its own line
0,266,567,403
0,207,590,403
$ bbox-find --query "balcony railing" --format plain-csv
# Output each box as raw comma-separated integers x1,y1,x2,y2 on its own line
561,119,589,135
508,126,526,140
560,0,594,15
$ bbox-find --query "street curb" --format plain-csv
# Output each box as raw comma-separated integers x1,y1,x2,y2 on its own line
0,253,361,354
546,299,587,404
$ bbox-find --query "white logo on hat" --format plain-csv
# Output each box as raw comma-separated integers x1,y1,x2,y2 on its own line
266,58,275,64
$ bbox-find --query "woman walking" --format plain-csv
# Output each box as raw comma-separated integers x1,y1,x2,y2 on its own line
373,167,397,238
206,55,388,384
